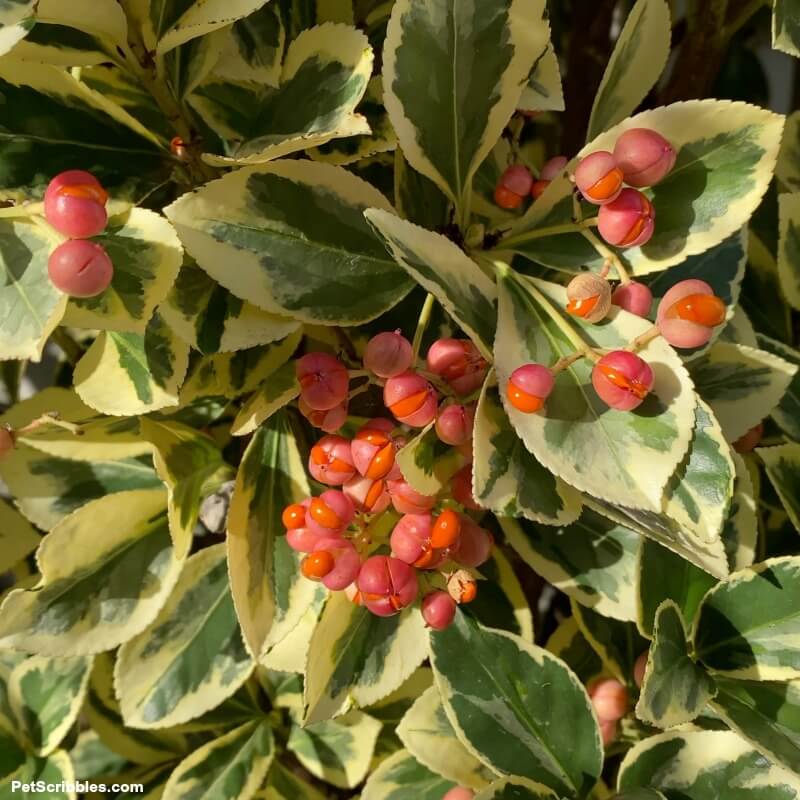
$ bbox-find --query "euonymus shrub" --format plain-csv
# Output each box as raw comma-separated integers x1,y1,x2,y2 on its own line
1,0,800,798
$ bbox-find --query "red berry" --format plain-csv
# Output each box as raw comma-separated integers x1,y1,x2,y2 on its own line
597,188,655,248
599,719,618,746
657,279,726,349
364,330,413,378
613,128,676,188
612,281,653,318
453,517,492,568
494,185,523,210
500,164,534,196
282,502,307,529
592,350,654,411
357,555,419,617
421,591,457,630
530,179,550,199
296,353,349,411
435,403,474,446
48,240,113,298
44,170,108,238
734,423,764,454
301,550,335,580
427,339,488,396
384,371,438,427
574,151,624,205
451,464,483,511
506,364,554,414
589,678,629,722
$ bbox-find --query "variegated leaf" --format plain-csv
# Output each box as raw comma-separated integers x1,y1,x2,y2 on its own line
0,58,168,200
635,600,716,728
141,417,229,558
86,653,191,766
365,210,497,357
778,192,800,309
304,594,428,724
473,374,582,525
161,260,299,354
180,331,301,404
0,750,76,800
0,714,26,781
228,410,319,659
192,23,373,166
62,208,183,334
502,510,638,622
0,489,182,656
745,230,793,342
758,443,800,535
618,729,800,798
778,110,800,192
231,361,300,436
774,0,800,57
518,41,563,113
495,271,695,511
397,685,497,790
0,0,35,58
504,101,784,277
69,729,128,781
0,446,160,531
74,313,190,416
587,0,671,141
9,655,93,755
713,677,800,776
165,160,411,324
694,556,800,680
361,749,456,800
757,334,800,441
0,218,65,361
573,602,649,685
475,779,559,800
0,499,40,571
287,710,381,788
645,230,746,359
394,148,450,230
258,761,327,800
162,721,274,800
429,612,602,798
720,305,759,349
395,423,464,498
382,0,546,219
722,452,758,572
637,539,717,639
115,544,253,730
689,341,797,443
546,617,604,685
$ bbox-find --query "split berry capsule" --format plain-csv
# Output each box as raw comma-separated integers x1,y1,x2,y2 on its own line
566,273,612,323
343,474,391,514
357,555,419,617
427,338,488,396
301,538,361,590
309,435,356,486
48,240,113,298
494,164,533,210
597,188,655,248
592,350,654,411
390,513,434,565
613,128,676,188
506,364,555,414
44,170,109,238
351,419,400,480
574,151,624,205
447,570,477,604
384,371,438,427
656,278,726,349
299,397,348,433
305,490,354,537
387,478,437,515
296,352,349,411
431,509,461,549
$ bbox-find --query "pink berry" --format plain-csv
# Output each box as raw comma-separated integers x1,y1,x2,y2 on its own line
541,155,568,181
422,591,457,631
390,513,433,564
599,719,618,746
592,350,654,411
299,397,348,432
364,330,413,378
734,423,764,454
613,128,676,188
506,363,555,414
435,403,475,446
500,164,534,196
589,678,629,722
597,188,655,248
357,555,419,617
451,464,483,511
530,179,550,200
442,789,475,800
286,525,327,553
296,353,349,411
453,517,492,568
426,339,488,396
305,490,354,537
612,281,653,318
44,170,108,238
312,537,362,591
574,151,624,205
343,475,391,514
48,240,113,298
308,435,356,485
384,371,438,427
387,479,437,515
656,279,727,349
351,419,401,480
634,651,648,688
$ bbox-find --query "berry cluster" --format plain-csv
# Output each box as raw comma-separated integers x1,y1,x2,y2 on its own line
283,332,493,629
44,170,113,298
508,276,727,415
494,155,568,209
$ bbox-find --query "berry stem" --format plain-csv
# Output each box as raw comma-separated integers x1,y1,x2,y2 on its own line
0,202,44,219
580,228,631,284
412,293,435,360
494,217,598,250
551,350,592,373
627,325,663,352
16,412,83,438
